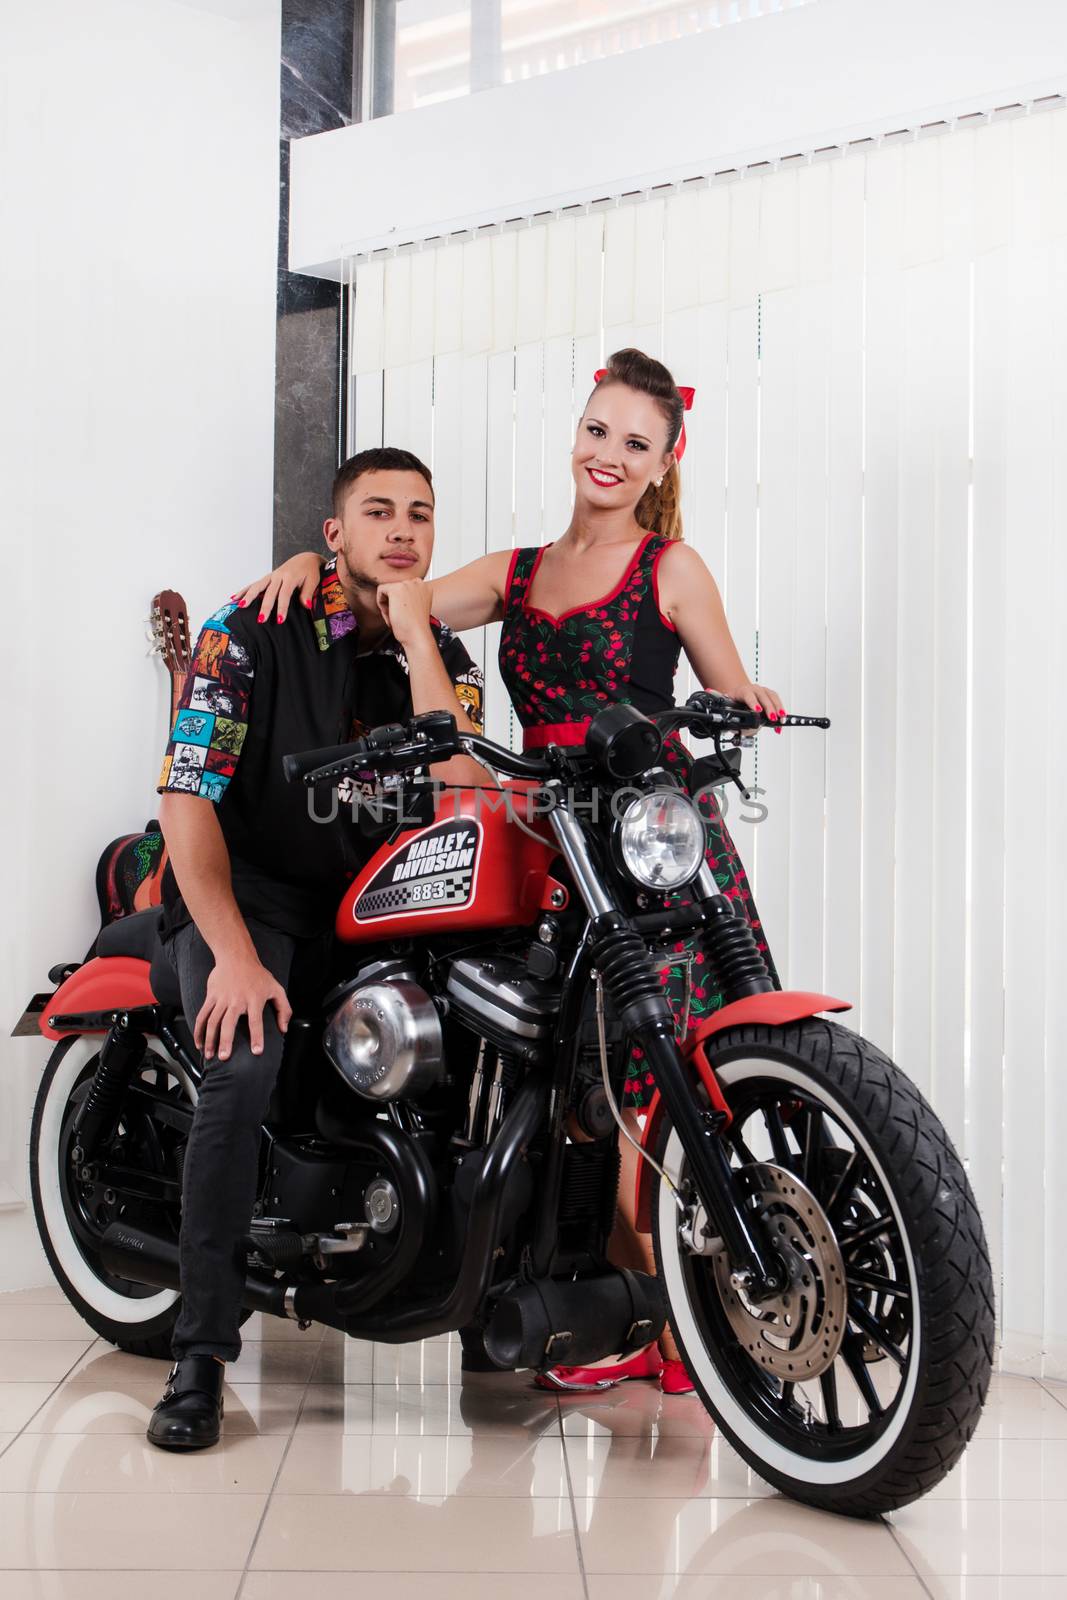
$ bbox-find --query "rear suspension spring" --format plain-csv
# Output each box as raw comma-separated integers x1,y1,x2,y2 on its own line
72,1023,148,1161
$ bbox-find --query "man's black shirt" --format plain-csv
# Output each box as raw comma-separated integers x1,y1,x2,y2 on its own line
157,559,484,941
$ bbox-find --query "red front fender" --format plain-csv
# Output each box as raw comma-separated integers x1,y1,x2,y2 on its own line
634,989,852,1233
40,957,158,1042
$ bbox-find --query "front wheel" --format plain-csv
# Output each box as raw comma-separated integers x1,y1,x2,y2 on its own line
651,1018,994,1516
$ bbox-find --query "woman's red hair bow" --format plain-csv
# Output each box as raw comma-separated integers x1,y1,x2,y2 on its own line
593,369,695,462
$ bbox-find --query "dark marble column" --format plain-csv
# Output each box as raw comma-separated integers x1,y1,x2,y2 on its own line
274,0,360,562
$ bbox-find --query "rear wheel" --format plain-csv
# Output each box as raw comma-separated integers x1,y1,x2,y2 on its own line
651,1017,994,1516
29,1035,249,1358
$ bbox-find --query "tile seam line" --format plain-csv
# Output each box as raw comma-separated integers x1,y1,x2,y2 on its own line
883,1512,941,1600
0,1489,776,1499
1,1489,1058,1504
0,1335,100,1458
220,1485,760,1500
233,1357,314,1600
1037,1377,1067,1412
557,1395,591,1598
0,1572,587,1579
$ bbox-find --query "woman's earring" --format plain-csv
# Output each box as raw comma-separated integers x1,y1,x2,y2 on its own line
654,477,663,488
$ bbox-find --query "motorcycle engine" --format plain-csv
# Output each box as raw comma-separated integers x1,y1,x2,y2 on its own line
445,953,560,1058
323,967,444,1102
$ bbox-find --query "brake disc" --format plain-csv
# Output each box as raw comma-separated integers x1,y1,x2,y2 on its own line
711,1163,847,1381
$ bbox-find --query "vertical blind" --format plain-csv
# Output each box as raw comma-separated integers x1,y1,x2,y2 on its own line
347,105,1067,1375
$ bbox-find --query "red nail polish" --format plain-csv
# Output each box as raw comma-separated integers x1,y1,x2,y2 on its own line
277,614,285,624
257,611,265,622
754,703,763,712
238,598,247,607
304,598,313,609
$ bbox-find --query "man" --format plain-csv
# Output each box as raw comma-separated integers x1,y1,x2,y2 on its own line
147,446,485,1451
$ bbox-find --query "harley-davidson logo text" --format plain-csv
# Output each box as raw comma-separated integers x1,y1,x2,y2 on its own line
390,831,476,882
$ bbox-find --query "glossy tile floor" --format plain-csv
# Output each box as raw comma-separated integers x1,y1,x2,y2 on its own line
1,1286,1064,1600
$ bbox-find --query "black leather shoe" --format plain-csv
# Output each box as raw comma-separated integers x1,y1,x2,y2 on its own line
147,1355,224,1451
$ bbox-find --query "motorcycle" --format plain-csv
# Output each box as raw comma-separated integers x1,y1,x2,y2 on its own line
21,691,994,1515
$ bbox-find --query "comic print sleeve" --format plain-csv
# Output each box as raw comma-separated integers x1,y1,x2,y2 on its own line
156,601,255,803
435,625,485,735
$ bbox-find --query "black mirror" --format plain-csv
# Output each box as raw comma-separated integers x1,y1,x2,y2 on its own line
586,704,663,780
689,747,743,791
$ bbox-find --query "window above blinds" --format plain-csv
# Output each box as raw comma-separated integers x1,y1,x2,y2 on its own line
367,0,820,116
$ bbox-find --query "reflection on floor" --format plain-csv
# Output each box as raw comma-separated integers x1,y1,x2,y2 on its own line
0,1285,1063,1597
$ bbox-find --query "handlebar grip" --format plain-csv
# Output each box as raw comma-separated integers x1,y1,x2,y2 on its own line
282,740,370,784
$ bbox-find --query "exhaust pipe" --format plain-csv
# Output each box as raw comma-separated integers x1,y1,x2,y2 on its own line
483,1268,666,1370
98,1222,291,1320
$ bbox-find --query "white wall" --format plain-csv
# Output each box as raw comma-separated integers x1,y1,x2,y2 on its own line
290,0,1067,272
0,0,281,1288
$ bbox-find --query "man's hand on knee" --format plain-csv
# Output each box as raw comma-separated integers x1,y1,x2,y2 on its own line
194,954,293,1062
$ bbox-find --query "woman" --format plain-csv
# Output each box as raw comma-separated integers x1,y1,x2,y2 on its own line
239,348,785,1395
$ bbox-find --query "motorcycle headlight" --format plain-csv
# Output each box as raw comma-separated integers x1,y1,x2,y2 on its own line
616,790,705,891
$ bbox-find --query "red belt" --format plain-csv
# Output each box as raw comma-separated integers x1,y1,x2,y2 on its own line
522,720,592,751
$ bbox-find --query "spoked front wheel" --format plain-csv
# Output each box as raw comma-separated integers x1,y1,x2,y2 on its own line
651,1018,994,1516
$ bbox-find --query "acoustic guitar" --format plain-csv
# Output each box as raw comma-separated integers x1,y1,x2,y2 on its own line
93,590,191,925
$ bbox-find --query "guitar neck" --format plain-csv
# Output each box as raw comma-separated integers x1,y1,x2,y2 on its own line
168,666,189,734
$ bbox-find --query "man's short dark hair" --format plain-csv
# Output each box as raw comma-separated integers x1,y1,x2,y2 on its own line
332,447,435,517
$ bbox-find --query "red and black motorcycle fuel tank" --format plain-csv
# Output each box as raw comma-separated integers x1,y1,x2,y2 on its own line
336,783,565,944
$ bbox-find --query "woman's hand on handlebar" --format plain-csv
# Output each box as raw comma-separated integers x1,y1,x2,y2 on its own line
232,551,325,623
722,680,787,734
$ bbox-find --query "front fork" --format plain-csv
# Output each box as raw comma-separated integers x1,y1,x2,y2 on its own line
550,809,784,1299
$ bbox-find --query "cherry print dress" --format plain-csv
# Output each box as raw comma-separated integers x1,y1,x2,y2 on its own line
498,531,782,1110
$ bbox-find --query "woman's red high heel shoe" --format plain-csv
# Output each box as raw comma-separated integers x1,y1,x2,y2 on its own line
534,1344,665,1392
660,1357,696,1395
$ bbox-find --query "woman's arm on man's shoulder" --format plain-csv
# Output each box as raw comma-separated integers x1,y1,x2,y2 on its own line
231,547,512,632
427,549,512,631
232,551,324,621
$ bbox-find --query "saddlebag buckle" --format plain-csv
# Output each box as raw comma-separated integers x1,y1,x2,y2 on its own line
618,1316,654,1359
543,1329,574,1362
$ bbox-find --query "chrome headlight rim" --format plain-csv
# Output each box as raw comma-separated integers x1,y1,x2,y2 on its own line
614,787,705,892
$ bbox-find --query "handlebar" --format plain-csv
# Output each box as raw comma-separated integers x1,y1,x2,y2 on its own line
652,690,830,736
282,694,830,789
460,736,554,781
282,729,552,788
281,740,373,785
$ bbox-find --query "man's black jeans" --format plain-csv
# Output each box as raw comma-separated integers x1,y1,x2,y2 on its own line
164,918,298,1363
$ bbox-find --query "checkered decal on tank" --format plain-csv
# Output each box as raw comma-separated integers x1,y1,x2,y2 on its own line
355,871,474,920
351,819,481,923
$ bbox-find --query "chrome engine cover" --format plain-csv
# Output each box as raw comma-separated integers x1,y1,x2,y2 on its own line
323,979,444,1102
